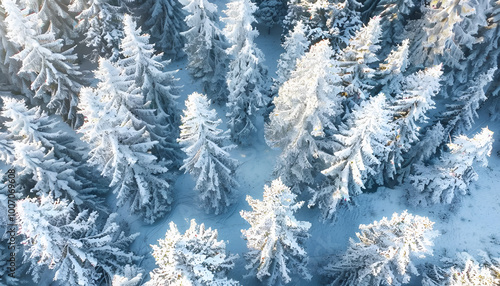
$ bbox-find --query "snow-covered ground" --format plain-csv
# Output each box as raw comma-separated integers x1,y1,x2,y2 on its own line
122,8,500,284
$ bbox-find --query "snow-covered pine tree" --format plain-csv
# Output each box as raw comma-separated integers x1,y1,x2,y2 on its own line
440,68,497,135
398,121,447,180
361,0,416,51
409,127,494,206
381,65,442,181
254,0,288,30
376,39,410,96
326,0,362,51
266,40,342,188
282,0,361,49
17,195,139,285
284,0,330,44
20,0,78,44
223,0,269,144
0,98,87,204
118,14,182,167
75,0,124,61
180,0,230,101
338,16,382,103
112,265,143,286
324,211,438,286
2,0,82,125
408,0,491,77
178,92,238,214
147,219,239,285
470,1,500,99
312,93,393,220
142,0,186,59
0,4,33,99
422,252,500,286
272,20,309,96
240,178,312,285
78,58,172,224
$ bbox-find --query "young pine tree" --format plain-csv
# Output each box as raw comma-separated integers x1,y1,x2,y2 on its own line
312,93,393,220
118,14,182,166
324,211,438,286
2,0,82,125
17,196,138,285
178,92,238,214
223,0,270,144
266,40,342,188
78,59,172,224
75,0,124,61
143,0,187,59
147,219,239,285
241,178,312,285
409,127,494,206
180,0,230,101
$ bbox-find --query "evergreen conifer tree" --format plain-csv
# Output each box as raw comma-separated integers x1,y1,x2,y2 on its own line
143,0,187,59
223,0,270,144
178,92,238,214
147,219,239,285
76,0,124,61
20,0,78,43
266,40,342,188
118,14,182,166
272,20,310,96
324,211,438,286
180,0,230,101
78,59,172,223
338,16,382,103
241,178,312,285
422,252,500,286
0,98,85,203
3,0,82,125
17,196,139,285
382,65,442,181
409,127,494,206
313,93,393,219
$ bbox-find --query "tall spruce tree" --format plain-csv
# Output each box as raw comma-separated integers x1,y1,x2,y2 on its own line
118,14,182,167
78,59,172,224
75,0,124,61
180,0,230,101
3,0,82,125
266,40,342,188
143,0,187,59
223,0,270,144
178,92,238,214
313,93,393,220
